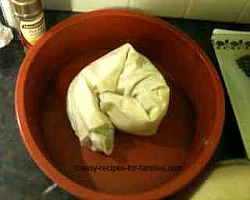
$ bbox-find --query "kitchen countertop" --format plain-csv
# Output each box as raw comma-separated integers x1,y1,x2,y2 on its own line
0,10,249,200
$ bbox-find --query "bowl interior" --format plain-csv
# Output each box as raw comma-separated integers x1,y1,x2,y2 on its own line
17,10,224,198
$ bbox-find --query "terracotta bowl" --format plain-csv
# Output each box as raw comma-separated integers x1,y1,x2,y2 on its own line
15,9,225,200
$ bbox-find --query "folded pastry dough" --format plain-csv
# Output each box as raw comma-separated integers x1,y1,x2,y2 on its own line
67,43,170,155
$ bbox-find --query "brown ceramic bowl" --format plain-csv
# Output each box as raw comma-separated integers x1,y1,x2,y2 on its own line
15,9,224,200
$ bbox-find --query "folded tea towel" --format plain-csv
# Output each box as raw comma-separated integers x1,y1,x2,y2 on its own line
67,43,170,155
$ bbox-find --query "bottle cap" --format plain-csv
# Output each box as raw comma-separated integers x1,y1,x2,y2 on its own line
11,0,42,18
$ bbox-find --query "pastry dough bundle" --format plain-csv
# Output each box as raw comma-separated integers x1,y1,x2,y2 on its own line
67,43,170,155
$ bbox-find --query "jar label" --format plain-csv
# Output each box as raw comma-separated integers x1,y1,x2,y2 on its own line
20,13,46,45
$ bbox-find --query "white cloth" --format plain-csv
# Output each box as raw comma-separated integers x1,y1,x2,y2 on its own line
0,21,13,48
67,43,170,155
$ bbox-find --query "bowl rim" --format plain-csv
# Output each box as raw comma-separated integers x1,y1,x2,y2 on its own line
15,8,225,200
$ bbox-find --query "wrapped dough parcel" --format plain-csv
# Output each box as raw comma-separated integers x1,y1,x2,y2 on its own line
67,43,170,155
